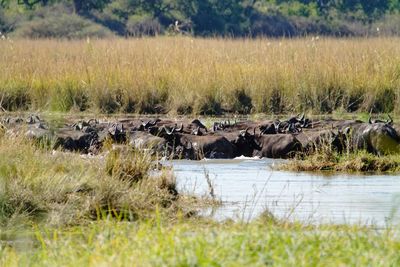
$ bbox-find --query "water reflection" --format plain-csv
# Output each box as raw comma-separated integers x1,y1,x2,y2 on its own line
168,158,400,226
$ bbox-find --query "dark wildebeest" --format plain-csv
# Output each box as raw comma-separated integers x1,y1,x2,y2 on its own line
258,121,278,135
274,114,310,134
180,134,235,159
54,128,100,153
340,119,400,155
217,127,302,158
252,134,303,159
184,119,208,134
296,130,347,154
129,131,170,156
159,127,235,159
214,128,260,157
212,120,258,132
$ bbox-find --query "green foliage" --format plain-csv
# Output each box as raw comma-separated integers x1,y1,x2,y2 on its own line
12,12,114,38
1,0,400,37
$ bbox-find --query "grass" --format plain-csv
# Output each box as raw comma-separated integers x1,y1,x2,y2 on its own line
280,149,400,173
0,134,191,227
1,37,400,114
2,217,400,266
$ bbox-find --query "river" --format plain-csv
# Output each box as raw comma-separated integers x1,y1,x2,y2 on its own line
168,158,400,226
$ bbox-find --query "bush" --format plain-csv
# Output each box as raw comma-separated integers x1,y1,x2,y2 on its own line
12,13,114,39
373,15,400,35
228,89,253,114
126,14,163,36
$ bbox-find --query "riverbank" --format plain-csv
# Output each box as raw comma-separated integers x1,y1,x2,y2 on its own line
280,151,400,173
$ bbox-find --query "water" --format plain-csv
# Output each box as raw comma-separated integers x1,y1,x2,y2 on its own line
169,158,400,226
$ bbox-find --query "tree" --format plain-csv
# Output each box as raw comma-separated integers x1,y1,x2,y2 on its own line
72,0,112,14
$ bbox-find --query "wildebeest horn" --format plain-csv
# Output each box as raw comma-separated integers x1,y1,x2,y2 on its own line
275,121,281,132
149,120,158,126
240,127,250,137
299,113,305,121
193,126,201,136
368,116,373,124
253,127,256,136
387,114,393,125
88,118,97,125
175,123,183,132
142,120,150,127
163,126,174,135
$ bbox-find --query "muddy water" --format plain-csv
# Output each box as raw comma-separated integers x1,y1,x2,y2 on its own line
169,158,400,226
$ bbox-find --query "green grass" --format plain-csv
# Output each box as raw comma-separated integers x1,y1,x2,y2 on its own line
1,217,400,266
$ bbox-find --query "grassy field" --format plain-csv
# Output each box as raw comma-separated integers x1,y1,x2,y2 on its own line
1,37,400,115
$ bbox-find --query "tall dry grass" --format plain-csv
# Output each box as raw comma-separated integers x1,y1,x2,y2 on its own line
1,37,400,114
0,135,180,227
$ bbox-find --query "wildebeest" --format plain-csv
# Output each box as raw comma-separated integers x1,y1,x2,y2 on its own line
296,130,347,154
54,128,100,153
129,131,170,156
180,134,235,159
213,128,259,157
341,121,400,155
212,120,258,132
274,114,310,134
158,127,235,159
252,134,303,159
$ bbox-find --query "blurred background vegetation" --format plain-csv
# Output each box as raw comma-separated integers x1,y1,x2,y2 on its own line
0,0,400,38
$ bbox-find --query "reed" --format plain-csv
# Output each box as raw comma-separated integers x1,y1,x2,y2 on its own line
1,37,400,115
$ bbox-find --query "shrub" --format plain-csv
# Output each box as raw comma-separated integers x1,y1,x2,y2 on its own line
229,89,253,114
126,14,163,37
0,88,31,111
12,13,113,39
195,93,223,115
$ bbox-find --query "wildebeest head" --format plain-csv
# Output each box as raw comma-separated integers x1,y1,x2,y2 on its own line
108,123,126,143
280,114,310,133
26,114,41,124
191,126,203,136
275,121,302,134
191,119,207,132
141,119,161,129
233,128,261,157
259,123,276,135
330,129,348,153
155,125,183,146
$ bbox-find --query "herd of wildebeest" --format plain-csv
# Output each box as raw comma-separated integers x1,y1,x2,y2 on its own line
1,114,400,160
